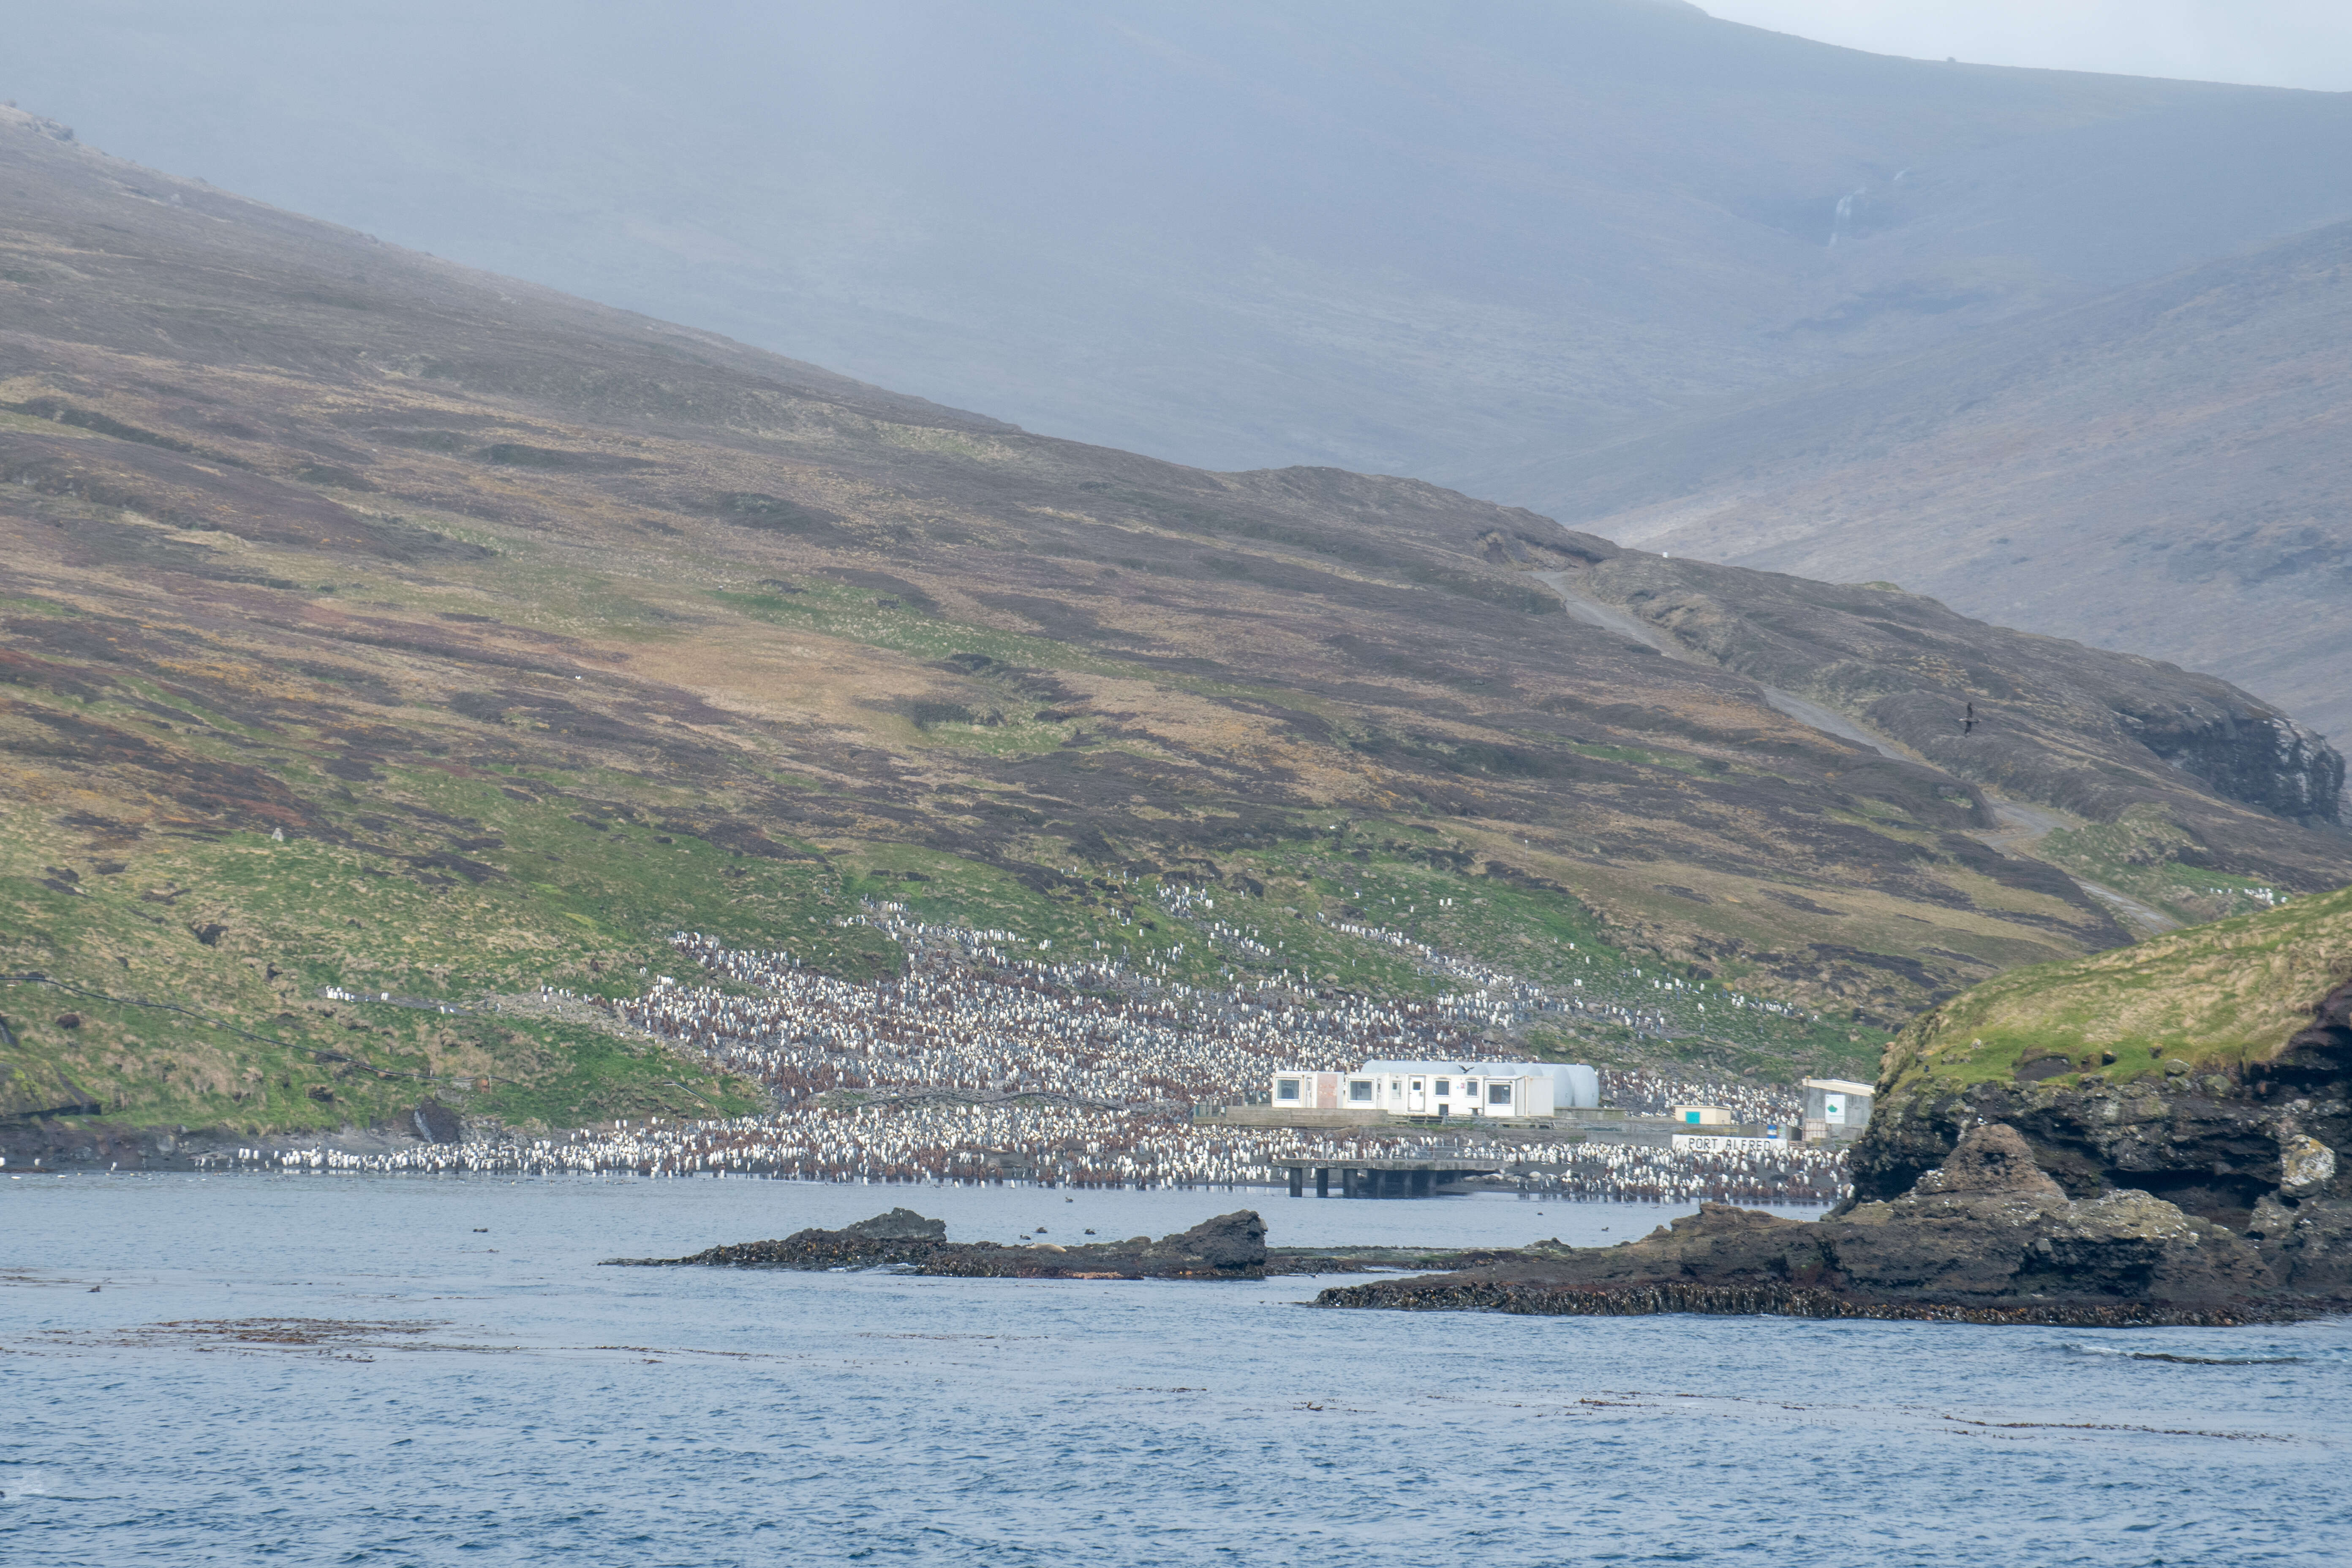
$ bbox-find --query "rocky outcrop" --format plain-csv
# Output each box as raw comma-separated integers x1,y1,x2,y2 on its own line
1826,1125,2274,1309
1904,1119,2064,1197
411,1099,463,1144
612,1207,955,1271
912,1211,1267,1280
1312,1124,2324,1326
2131,708,2344,828
605,1209,1269,1280
2246,1195,2352,1294
1852,976,2352,1229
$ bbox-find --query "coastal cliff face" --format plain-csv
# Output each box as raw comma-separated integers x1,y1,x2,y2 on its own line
1852,890,2352,1277
2126,707,2344,828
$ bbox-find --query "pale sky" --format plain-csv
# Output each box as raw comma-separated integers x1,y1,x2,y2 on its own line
1700,0,2352,91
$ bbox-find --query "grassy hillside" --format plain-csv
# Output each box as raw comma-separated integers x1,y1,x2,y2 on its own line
1877,886,2352,1097
0,708,1885,1134
3,114,2338,1138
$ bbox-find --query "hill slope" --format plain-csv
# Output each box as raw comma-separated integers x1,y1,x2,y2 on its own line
9,3,2352,483
2,114,2345,1140
1494,218,2352,743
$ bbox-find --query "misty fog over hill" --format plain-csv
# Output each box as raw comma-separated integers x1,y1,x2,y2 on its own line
1508,218,2352,741
8,0,2350,740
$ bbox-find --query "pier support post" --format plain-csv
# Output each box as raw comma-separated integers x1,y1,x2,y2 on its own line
1288,1165,1304,1198
1315,1166,1331,1198
1411,1168,1431,1198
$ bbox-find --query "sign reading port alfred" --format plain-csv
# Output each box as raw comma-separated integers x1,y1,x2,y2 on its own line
1671,1133,1788,1152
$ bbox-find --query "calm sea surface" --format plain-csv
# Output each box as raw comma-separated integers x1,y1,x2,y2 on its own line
4,1173,2347,1566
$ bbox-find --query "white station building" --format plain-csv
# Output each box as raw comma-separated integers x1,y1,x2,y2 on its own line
1271,1059,1599,1119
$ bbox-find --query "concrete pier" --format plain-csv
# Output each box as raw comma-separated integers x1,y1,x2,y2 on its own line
1273,1156,1501,1198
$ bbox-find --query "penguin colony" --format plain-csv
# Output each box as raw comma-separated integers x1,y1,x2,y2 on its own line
243,1116,1850,1205
240,906,1848,1200
1159,883,1820,1046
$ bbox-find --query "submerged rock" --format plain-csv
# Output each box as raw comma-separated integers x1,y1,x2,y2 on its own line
604,1209,1266,1280
1314,1124,2325,1326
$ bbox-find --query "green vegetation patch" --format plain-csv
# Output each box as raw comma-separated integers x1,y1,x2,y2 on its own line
706,585,1345,725
0,665,1900,1141
708,583,1127,676
837,843,1166,967
1881,883,2352,1094
465,1018,765,1125
2043,806,2303,925
0,755,902,1131
0,592,82,617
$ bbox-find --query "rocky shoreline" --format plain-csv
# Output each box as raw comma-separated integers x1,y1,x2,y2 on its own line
26,958,2347,1328
1308,1278,2288,1328
613,1122,2351,1327
0,1099,476,1171
1310,1124,2347,1326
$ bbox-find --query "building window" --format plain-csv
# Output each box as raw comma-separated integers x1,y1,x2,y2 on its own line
1276,1078,1301,1102
1435,1079,1450,1097
1348,1080,1374,1103
1488,1083,1512,1105
1410,1078,1424,1094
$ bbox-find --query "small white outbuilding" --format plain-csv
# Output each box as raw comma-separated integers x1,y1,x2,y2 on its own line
1802,1077,1875,1141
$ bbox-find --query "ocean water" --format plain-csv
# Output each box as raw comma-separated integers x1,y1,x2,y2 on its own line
4,1174,2346,1566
